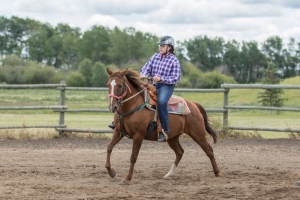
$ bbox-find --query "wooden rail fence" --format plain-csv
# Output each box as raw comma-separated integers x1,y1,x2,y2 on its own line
1,81,299,134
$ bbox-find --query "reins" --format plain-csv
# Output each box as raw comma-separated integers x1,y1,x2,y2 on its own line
117,101,147,138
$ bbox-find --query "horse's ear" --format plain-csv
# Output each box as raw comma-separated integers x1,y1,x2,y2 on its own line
119,68,128,77
106,68,113,76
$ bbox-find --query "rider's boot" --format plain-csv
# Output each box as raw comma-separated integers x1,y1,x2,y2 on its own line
108,121,115,130
157,129,167,142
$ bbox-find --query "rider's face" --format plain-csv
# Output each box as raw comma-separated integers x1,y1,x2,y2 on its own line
158,44,170,54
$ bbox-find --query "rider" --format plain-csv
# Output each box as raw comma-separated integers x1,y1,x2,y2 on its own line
140,35,181,142
108,35,181,142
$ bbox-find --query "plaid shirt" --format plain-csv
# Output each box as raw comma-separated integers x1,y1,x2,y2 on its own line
140,53,181,85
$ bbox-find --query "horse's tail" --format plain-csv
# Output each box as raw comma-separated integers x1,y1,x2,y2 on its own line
193,102,217,143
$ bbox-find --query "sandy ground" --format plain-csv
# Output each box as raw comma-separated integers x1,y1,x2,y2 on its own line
0,137,300,200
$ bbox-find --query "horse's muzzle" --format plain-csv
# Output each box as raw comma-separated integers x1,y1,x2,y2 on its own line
108,104,118,113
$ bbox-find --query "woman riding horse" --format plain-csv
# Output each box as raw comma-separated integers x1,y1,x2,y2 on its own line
105,68,221,184
109,35,181,142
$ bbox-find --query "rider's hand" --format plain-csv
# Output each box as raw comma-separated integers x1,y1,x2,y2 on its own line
153,76,160,82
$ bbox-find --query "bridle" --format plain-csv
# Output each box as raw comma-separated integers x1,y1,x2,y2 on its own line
108,77,148,105
108,80,131,105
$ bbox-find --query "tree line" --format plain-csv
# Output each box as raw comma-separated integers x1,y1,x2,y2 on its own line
0,16,299,87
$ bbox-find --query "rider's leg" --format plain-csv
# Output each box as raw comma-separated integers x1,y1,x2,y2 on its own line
155,83,174,142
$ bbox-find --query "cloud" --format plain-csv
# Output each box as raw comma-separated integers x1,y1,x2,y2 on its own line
85,0,164,15
5,0,300,44
86,14,121,28
13,0,81,14
145,0,283,24
241,0,300,8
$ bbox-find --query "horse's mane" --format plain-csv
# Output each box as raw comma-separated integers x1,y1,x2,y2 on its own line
125,69,143,91
112,68,143,91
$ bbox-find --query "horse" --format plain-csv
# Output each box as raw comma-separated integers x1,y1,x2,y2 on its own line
105,68,221,184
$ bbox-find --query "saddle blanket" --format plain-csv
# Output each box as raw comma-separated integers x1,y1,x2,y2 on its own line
146,95,191,115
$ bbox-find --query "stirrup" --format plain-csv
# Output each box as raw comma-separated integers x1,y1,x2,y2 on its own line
108,122,115,130
157,132,166,142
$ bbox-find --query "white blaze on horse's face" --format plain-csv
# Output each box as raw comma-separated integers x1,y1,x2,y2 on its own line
109,79,117,112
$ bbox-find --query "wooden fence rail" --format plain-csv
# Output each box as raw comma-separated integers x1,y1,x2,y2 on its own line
0,82,67,130
221,84,300,133
0,82,299,134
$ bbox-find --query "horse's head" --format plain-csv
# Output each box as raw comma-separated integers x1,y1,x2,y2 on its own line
106,68,129,112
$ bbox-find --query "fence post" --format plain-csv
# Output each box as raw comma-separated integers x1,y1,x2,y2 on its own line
59,81,66,136
223,88,229,132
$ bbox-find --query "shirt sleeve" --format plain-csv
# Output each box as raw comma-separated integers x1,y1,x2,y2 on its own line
161,59,181,85
140,54,155,77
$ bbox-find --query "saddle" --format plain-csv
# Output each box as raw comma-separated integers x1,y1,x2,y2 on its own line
141,78,190,138
148,84,181,105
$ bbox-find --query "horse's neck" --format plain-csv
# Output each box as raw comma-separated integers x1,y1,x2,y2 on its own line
119,82,144,113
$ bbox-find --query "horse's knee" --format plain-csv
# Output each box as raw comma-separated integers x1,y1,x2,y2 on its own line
208,144,214,152
177,150,184,158
106,146,113,153
130,155,138,164
205,150,215,159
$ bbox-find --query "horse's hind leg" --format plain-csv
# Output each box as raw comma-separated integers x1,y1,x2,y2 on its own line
189,128,221,177
165,135,184,178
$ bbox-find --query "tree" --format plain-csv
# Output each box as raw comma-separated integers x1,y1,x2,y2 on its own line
284,38,299,78
262,36,286,77
184,35,225,71
239,41,266,83
257,62,285,112
2,16,27,56
26,23,56,65
108,27,157,68
184,35,210,71
78,25,111,65
223,40,241,79
56,32,79,69
78,58,93,86
91,62,108,87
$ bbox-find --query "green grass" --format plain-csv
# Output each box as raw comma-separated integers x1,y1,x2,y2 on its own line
281,76,300,85
0,76,299,139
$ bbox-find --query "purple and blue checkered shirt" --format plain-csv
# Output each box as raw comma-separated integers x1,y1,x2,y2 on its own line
140,53,181,85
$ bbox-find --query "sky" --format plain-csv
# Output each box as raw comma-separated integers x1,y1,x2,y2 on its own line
1,0,300,45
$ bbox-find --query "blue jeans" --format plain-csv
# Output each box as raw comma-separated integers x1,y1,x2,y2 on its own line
155,83,174,132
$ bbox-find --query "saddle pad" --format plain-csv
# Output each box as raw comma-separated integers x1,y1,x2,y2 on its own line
146,95,191,115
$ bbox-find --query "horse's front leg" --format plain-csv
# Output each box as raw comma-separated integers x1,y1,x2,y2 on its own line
120,134,143,185
105,130,123,178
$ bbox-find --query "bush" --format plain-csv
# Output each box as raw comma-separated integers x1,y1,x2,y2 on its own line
66,72,86,86
199,71,236,88
177,77,192,88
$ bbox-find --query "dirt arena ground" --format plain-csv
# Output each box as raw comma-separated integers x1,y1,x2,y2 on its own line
0,137,299,200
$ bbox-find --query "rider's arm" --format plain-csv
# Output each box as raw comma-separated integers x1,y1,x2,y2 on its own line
140,54,156,77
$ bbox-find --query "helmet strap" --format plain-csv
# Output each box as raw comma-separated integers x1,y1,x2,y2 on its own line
161,46,170,56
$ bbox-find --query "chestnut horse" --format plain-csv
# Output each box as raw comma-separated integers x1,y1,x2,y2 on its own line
105,68,221,184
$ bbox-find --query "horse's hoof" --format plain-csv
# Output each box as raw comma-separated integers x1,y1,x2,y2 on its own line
119,180,130,185
215,172,222,177
109,168,116,178
164,175,171,179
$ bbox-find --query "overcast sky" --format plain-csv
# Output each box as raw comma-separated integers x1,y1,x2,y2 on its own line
1,0,300,45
